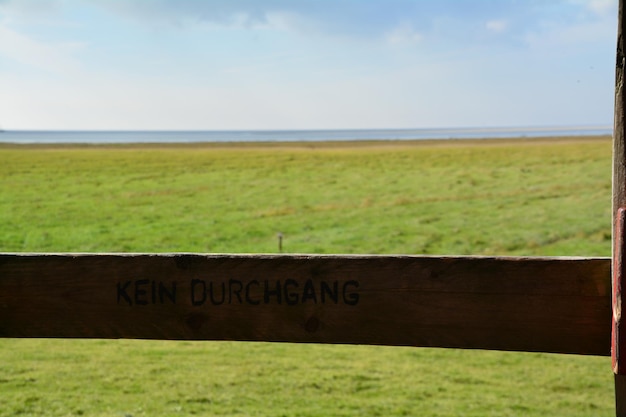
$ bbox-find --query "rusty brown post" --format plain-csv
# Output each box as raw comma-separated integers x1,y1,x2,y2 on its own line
614,0,626,415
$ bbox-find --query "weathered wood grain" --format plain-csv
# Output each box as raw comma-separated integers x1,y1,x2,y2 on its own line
0,253,610,355
615,208,626,375
614,0,626,414
615,0,626,220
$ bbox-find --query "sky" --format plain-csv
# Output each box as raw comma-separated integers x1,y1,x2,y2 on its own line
0,0,620,131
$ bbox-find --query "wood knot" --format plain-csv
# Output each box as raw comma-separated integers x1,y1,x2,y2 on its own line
175,256,193,270
185,313,206,331
305,316,320,333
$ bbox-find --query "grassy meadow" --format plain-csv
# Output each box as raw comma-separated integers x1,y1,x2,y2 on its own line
0,136,615,416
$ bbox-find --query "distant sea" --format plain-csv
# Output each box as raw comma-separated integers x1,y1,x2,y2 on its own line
0,126,612,144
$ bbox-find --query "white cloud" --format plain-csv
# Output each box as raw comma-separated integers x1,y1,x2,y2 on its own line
521,0,617,50
90,0,312,33
386,23,423,46
0,0,62,18
0,22,85,74
90,0,424,40
523,18,615,49
485,19,508,33
577,0,617,16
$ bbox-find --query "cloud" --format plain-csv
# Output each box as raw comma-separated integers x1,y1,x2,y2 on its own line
485,19,508,33
386,23,423,45
2,1,615,49
575,0,617,16
89,1,322,31
0,0,63,19
521,2,617,50
0,22,84,74
86,0,428,40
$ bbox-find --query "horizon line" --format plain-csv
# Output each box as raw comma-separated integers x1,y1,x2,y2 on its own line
0,124,613,133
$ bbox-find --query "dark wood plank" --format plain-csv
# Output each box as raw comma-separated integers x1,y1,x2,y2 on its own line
0,254,610,355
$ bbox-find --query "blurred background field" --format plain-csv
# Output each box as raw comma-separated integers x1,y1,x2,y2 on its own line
0,136,612,256
0,136,614,416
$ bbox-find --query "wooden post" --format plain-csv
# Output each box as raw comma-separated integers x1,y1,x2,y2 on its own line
614,210,626,416
614,0,626,415
277,232,284,252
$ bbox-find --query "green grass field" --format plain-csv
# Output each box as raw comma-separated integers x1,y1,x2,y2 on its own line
0,136,615,416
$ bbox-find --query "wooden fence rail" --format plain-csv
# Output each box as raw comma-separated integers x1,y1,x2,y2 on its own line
0,253,611,356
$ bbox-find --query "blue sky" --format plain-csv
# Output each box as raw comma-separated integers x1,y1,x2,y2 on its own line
0,0,619,130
